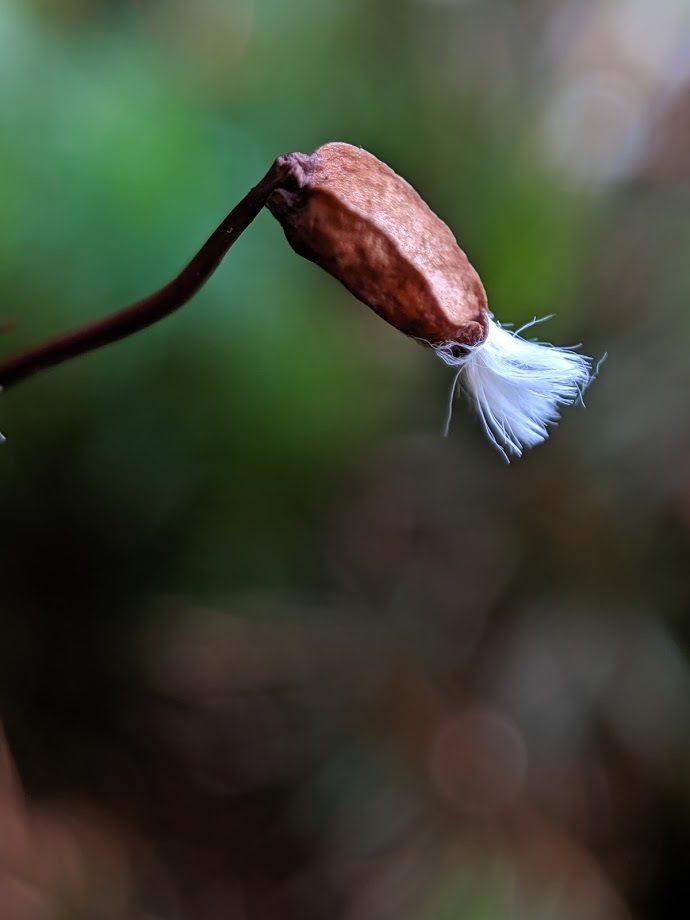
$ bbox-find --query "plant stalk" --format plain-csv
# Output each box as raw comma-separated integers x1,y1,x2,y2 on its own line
0,153,306,389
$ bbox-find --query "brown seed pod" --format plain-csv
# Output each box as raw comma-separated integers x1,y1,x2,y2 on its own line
268,142,594,460
266,142,487,348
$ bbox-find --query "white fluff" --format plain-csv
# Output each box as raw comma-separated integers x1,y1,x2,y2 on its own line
434,315,594,460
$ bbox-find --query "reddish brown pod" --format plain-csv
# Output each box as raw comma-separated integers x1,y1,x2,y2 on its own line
268,142,595,460
267,142,487,349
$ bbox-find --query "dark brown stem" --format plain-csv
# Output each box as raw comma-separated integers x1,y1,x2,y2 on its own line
0,153,308,390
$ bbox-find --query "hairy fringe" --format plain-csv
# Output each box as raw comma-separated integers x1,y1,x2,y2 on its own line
434,316,595,461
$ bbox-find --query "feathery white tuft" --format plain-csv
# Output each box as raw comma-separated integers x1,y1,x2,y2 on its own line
434,315,594,460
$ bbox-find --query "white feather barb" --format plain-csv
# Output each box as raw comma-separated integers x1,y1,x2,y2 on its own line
433,315,595,461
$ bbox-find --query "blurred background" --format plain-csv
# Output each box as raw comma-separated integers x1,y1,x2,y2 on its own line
1,0,690,917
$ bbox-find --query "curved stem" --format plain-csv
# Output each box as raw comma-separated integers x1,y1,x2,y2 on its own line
0,153,306,390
